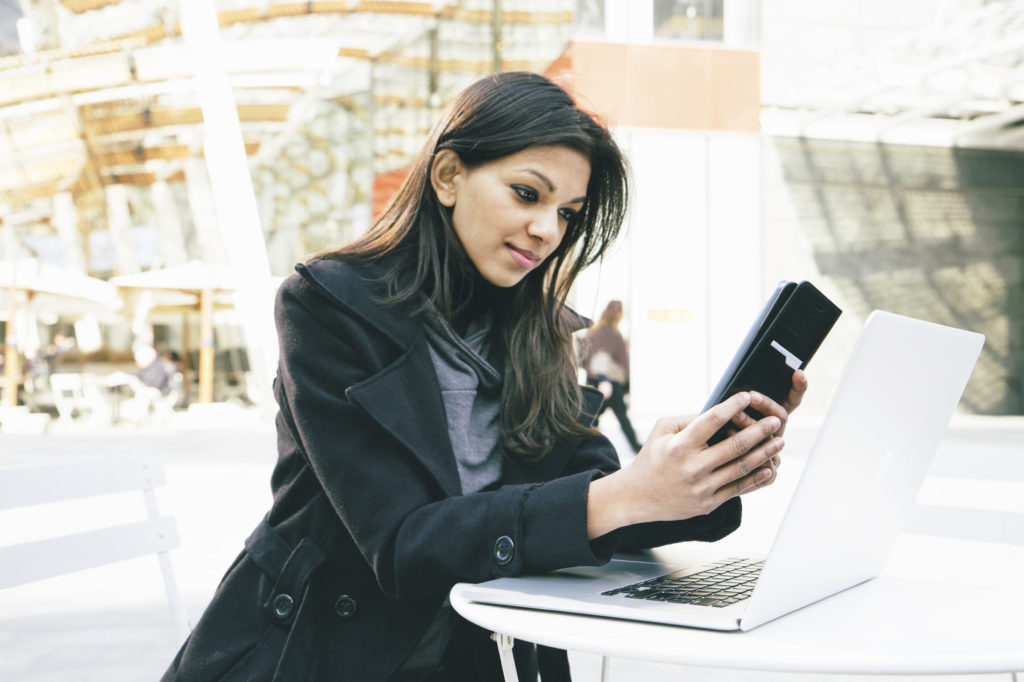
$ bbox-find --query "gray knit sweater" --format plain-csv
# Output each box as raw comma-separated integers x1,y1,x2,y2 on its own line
422,308,503,494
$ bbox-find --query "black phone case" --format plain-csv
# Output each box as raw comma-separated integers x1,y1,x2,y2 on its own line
704,280,841,444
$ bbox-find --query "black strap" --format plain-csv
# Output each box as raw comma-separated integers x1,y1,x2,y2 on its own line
244,517,326,624
244,516,294,581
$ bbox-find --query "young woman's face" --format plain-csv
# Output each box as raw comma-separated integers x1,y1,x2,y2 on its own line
437,145,591,288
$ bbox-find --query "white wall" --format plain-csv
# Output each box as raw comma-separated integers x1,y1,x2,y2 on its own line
573,128,764,421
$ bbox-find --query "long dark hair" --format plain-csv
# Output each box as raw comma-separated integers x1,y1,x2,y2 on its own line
319,71,629,460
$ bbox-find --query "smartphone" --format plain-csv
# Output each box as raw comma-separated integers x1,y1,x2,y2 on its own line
703,281,841,444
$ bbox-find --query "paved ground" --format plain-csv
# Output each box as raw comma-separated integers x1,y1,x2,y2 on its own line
1,408,1019,681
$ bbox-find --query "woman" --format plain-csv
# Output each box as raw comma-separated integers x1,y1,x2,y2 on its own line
163,72,804,682
582,299,643,453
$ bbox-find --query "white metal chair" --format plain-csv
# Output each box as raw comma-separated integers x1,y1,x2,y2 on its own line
0,456,191,641
47,372,112,425
47,372,89,422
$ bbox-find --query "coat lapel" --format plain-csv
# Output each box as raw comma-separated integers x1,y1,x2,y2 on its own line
296,256,602,496
298,258,461,496
345,331,462,497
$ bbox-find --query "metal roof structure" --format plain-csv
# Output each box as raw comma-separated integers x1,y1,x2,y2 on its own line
0,0,573,223
3,0,1024,246
0,0,576,410
760,0,1024,150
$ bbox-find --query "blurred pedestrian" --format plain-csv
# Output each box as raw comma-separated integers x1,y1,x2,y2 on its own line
582,300,643,453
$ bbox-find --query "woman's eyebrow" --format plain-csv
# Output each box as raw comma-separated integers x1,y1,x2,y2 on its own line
519,168,555,191
519,169,586,203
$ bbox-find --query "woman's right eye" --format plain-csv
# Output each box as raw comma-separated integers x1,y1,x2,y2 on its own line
512,185,538,202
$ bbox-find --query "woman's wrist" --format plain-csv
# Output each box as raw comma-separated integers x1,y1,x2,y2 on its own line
586,471,641,539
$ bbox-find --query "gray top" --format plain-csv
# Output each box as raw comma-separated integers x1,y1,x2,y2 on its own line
422,308,503,494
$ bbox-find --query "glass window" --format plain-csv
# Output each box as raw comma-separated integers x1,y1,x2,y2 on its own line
574,0,606,37
653,0,723,41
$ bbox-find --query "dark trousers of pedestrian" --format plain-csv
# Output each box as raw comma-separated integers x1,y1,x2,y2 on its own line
590,379,642,453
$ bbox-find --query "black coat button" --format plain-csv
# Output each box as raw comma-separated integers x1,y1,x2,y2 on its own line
493,535,515,565
272,593,294,620
334,595,357,618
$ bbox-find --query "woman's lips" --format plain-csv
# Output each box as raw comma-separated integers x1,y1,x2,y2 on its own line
507,244,538,269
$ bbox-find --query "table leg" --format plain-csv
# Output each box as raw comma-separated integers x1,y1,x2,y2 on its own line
490,632,519,682
600,655,611,681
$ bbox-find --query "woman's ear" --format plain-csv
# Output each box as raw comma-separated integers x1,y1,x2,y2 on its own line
430,149,462,207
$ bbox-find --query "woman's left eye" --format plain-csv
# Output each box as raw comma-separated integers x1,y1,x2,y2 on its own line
558,208,578,223
512,185,538,202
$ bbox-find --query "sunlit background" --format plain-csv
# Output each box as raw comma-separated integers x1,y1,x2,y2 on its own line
2,3,1024,680
1,0,1022,429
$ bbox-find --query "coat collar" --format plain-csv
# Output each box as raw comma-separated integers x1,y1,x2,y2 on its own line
294,255,599,492
295,256,421,350
296,255,593,342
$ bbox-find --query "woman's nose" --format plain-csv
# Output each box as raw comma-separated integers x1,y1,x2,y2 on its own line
528,211,562,244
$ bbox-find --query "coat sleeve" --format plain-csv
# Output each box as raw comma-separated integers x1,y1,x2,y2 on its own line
550,432,743,557
273,275,617,600
274,274,741,602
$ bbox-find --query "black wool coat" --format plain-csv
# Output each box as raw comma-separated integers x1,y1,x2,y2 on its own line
162,256,741,682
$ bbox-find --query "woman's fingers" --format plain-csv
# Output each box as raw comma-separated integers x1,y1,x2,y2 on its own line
702,409,781,470
748,390,793,437
706,416,785,502
781,369,808,414
647,413,696,442
678,392,755,449
727,436,784,497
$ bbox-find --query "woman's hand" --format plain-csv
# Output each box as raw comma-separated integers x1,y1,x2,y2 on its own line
724,369,808,439
587,392,785,539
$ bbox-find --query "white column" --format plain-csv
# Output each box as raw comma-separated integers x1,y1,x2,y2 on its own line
610,130,711,419
151,180,189,267
52,192,86,272
183,157,226,264
175,0,278,413
705,134,764,389
105,184,140,275
604,0,653,43
723,0,761,48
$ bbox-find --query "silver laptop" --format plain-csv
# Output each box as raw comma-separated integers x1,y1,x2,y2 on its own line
461,310,985,631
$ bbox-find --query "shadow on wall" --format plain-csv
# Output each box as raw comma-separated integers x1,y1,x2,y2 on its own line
771,137,1023,415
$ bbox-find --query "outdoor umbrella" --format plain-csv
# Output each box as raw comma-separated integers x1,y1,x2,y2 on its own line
0,258,123,407
110,260,237,403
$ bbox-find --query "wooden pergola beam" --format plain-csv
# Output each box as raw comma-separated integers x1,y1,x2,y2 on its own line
49,1,570,46
94,142,260,167
81,104,290,137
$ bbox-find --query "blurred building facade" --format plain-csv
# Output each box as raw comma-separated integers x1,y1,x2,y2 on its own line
569,0,1024,418
0,0,1021,420
759,1,1024,417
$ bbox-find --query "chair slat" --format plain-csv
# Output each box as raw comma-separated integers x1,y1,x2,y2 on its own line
0,517,180,589
0,458,165,509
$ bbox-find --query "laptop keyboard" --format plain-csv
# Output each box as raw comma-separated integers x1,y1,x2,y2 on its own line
601,557,764,608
